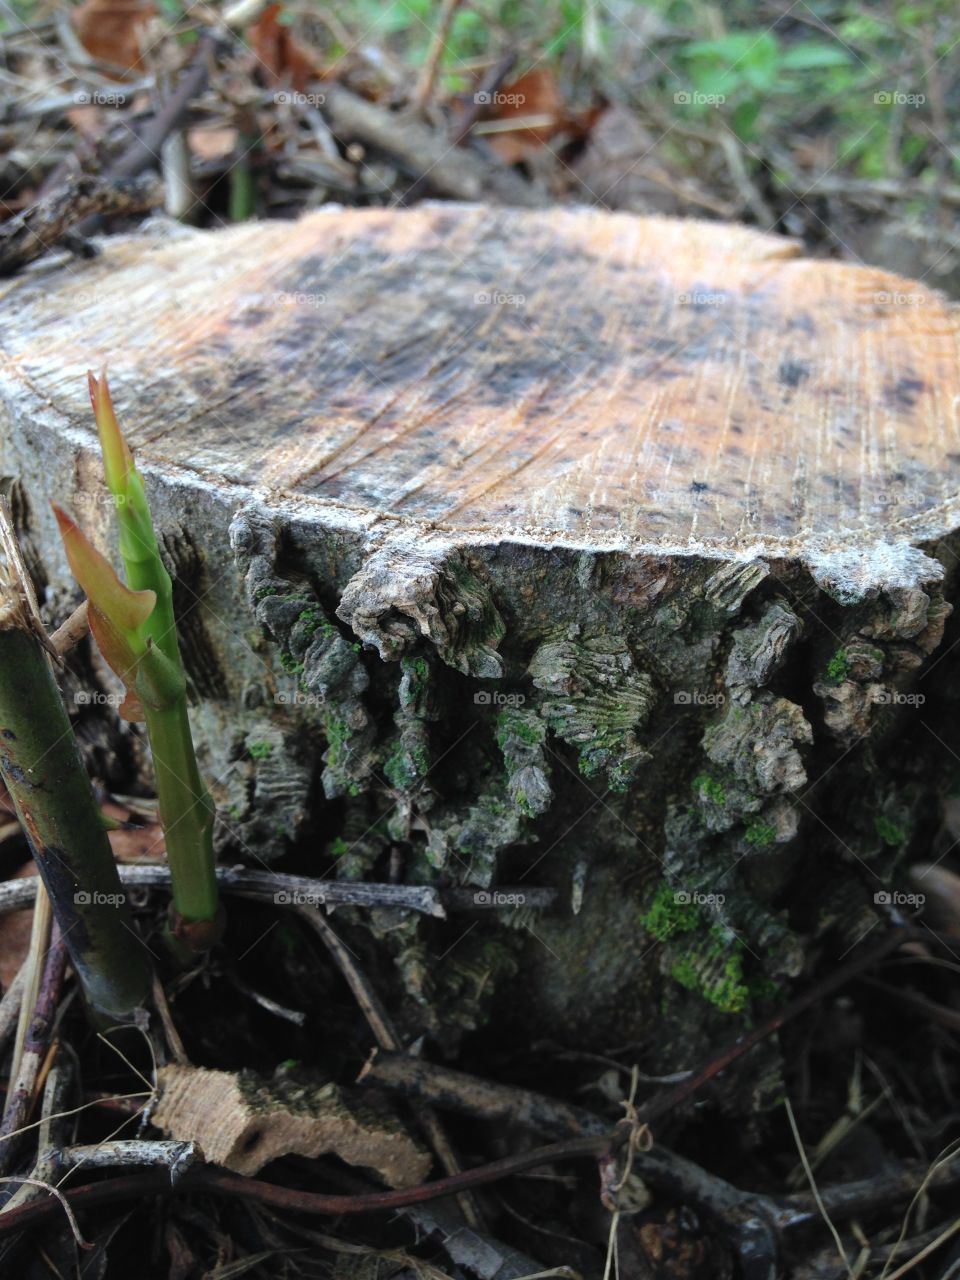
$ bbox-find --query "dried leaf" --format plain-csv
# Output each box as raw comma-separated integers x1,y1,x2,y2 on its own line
247,2,319,94
0,861,42,989
71,0,157,77
478,70,600,165
187,126,239,163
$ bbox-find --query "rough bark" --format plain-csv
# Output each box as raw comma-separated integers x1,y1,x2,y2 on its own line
0,204,958,1102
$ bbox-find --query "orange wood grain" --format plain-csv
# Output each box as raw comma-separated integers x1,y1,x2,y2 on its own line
2,205,958,554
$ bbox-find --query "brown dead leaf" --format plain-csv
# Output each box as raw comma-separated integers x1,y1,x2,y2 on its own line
72,0,157,77
0,861,41,989
248,3,320,94
187,126,239,163
475,69,600,165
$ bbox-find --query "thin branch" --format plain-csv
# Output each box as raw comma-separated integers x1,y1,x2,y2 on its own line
0,865,559,918
49,602,89,657
0,928,68,1177
412,0,465,115
303,908,486,1231
0,1135,609,1234
785,1094,853,1279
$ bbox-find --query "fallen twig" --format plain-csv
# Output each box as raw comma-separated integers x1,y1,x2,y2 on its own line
0,866,558,918
304,909,486,1231
0,173,160,276
359,1048,603,1141
412,0,465,116
321,82,544,206
48,601,89,657
359,1048,782,1275
0,1134,609,1233
3,1138,958,1243
0,926,68,1177
0,968,28,1059
106,33,219,183
448,52,516,145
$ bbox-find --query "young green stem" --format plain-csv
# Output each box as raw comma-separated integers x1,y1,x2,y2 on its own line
142,697,218,933
89,372,221,943
121,502,218,931
0,618,152,1022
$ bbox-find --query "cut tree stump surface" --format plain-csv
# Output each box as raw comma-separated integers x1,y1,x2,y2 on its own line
3,204,959,1062
2,203,959,559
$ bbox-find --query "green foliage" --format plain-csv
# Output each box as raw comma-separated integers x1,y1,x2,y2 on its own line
323,715,351,768
825,649,850,683
670,927,750,1014
670,953,748,1014
342,0,596,68
744,821,776,847
494,706,544,750
248,740,274,761
674,29,852,140
384,739,418,790
641,881,699,941
693,772,726,806
875,813,906,846
297,606,325,636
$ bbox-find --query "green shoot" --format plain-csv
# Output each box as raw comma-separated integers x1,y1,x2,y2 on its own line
54,372,221,950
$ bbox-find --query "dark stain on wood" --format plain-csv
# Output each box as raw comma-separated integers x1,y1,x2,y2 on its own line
778,359,811,388
885,376,926,410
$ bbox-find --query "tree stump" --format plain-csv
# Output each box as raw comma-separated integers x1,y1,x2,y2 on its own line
1,205,958,1089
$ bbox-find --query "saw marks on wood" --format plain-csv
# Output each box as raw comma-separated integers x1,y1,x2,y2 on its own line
2,204,959,552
